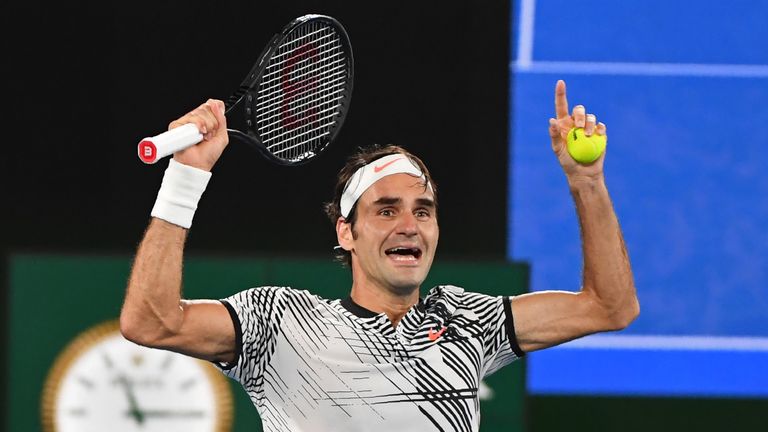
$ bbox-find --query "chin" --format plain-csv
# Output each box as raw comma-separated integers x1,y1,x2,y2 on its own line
386,275,426,295
387,283,420,297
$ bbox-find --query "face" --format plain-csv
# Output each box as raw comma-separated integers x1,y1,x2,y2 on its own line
337,173,439,295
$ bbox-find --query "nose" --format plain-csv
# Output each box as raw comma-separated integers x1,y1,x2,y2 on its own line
396,212,418,236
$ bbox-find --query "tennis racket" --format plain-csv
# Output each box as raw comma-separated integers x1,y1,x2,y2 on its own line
137,14,354,166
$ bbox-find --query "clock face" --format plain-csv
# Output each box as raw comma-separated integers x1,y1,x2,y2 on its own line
42,320,233,432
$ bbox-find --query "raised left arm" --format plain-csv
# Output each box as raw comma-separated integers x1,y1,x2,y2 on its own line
511,80,639,353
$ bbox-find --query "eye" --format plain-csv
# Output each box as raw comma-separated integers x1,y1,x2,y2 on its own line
415,209,431,219
379,208,395,217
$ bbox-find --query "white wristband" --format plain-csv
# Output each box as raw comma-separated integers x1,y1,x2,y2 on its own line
151,159,212,228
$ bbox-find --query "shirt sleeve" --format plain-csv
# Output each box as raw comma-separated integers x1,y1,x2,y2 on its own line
464,291,525,378
214,286,288,387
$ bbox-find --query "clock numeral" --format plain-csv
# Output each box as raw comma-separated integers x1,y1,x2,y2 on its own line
161,353,175,370
179,377,198,391
102,352,114,369
67,407,88,417
131,353,145,367
77,375,95,390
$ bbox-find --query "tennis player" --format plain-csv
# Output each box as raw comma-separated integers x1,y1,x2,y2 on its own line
120,80,638,431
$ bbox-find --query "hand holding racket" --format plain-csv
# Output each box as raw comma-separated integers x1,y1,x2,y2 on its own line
164,99,229,171
137,14,354,167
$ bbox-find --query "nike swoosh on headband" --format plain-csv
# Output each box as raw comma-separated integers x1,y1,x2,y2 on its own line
373,157,404,173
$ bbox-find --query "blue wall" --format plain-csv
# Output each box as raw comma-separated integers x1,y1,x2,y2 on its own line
509,0,768,397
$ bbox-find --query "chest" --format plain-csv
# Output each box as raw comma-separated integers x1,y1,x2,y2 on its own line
271,308,487,385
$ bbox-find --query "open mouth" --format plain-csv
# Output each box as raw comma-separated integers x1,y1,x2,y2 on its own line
385,247,422,261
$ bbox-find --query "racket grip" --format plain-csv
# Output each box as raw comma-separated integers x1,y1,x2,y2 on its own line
137,123,204,164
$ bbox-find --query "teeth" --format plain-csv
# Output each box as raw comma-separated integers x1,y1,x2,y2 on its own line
391,254,416,260
386,247,421,259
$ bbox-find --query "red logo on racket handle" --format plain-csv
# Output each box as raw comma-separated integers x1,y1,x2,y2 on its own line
138,140,157,164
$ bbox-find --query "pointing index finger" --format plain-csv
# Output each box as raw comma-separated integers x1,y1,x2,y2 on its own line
554,79,569,119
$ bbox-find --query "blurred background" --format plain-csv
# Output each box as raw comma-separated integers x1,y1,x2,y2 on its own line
2,0,766,430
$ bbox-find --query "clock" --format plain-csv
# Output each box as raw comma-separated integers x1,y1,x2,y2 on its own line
41,319,233,432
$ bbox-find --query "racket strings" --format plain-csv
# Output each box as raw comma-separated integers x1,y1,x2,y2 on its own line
258,53,346,96
227,37,340,113
265,27,329,61
256,44,346,113
258,96,345,132
254,21,349,162
260,35,340,78
264,110,340,147
256,72,347,114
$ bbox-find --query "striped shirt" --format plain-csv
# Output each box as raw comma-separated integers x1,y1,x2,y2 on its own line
217,284,524,431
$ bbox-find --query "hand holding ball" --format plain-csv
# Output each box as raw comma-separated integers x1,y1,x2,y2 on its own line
566,127,606,164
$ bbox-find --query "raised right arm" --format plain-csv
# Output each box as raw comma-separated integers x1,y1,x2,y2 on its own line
120,219,236,363
120,99,236,363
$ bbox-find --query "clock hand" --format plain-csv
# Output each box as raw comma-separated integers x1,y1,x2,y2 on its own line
116,374,145,425
141,409,206,418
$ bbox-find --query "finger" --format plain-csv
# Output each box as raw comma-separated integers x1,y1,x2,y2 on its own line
554,80,569,119
548,118,564,153
192,102,221,139
168,117,207,135
169,103,213,135
548,118,559,139
202,100,224,139
206,100,229,144
572,105,586,128
208,99,226,122
585,113,596,136
596,121,607,136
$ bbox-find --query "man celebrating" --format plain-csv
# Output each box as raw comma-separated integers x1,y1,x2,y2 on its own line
120,79,639,431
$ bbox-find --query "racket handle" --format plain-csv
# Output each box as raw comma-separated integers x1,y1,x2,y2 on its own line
137,123,204,164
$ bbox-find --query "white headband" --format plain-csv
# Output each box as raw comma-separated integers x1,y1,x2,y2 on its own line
340,153,430,218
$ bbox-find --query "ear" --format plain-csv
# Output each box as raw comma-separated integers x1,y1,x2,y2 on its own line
336,218,354,251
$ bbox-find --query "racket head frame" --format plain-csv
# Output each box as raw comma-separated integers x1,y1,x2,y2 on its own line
224,14,354,166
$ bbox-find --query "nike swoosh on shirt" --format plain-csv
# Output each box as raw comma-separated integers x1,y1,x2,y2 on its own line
428,326,447,341
373,157,404,173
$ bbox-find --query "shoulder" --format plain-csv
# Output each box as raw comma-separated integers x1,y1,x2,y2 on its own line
425,285,501,305
424,285,504,317
424,284,465,300
223,286,323,308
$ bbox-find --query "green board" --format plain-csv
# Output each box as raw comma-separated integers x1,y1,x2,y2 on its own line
5,253,529,431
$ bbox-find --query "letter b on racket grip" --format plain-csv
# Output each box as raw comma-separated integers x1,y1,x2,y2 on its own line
138,123,203,164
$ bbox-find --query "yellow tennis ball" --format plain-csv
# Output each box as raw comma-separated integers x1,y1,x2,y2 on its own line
566,127,606,164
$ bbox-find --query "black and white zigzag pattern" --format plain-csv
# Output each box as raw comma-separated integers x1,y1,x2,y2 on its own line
218,285,523,432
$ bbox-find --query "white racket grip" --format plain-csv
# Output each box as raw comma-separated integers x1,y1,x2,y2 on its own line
138,123,204,164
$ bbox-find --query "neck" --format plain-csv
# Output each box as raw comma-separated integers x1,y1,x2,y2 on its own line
349,281,420,327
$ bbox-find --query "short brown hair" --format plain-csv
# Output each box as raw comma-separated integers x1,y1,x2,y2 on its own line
323,144,438,267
